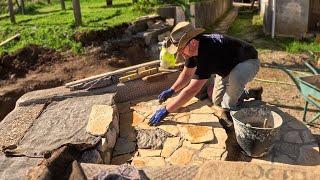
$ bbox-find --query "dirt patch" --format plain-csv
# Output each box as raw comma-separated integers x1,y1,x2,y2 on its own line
75,23,129,46
0,45,61,80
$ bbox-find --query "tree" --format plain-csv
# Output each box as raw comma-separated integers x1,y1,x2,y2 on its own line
106,0,112,6
47,0,50,4
8,0,15,23
72,0,82,26
60,0,65,10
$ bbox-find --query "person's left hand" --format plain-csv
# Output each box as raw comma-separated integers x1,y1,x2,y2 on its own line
148,107,169,126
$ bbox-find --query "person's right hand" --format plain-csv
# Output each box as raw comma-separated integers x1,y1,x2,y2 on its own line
158,88,175,103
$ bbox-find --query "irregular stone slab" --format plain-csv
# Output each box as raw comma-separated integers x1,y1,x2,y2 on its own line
0,104,45,147
86,105,116,136
80,149,103,164
136,129,172,149
182,140,204,150
138,149,161,157
199,148,226,160
158,125,180,136
283,131,302,143
182,97,199,108
13,94,114,157
111,154,133,165
135,121,157,130
113,137,136,157
0,156,42,180
167,147,195,165
195,160,320,180
132,157,166,168
296,145,320,166
161,137,181,158
178,125,214,143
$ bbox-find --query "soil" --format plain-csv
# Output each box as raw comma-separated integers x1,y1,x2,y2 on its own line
0,38,152,120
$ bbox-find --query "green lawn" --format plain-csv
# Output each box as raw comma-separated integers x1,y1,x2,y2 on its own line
0,0,149,55
228,12,320,54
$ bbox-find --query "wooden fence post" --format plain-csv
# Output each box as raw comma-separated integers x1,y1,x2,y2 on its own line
60,0,65,10
106,0,112,6
72,0,82,26
8,0,16,24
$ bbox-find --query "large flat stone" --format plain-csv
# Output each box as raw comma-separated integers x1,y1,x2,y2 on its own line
86,105,116,136
80,149,103,164
208,128,227,149
167,147,195,165
178,125,214,143
132,157,166,168
161,137,181,158
13,94,114,157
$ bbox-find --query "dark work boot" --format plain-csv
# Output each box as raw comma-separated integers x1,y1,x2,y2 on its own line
247,86,263,100
212,106,233,128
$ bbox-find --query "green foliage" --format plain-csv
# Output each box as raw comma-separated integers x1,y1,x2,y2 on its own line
228,12,320,54
0,0,147,55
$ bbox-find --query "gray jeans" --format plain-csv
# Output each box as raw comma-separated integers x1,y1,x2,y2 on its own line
211,59,260,110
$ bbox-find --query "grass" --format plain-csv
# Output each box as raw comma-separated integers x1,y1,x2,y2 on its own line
0,0,149,55
228,12,320,54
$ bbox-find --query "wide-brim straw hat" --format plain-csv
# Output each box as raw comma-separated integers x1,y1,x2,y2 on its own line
166,21,205,54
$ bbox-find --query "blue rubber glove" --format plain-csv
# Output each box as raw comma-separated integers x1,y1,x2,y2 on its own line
148,107,169,126
158,88,175,103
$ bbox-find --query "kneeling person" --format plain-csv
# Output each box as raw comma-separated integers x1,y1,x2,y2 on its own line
149,22,262,126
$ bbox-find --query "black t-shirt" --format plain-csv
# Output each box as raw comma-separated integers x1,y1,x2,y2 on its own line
185,34,258,79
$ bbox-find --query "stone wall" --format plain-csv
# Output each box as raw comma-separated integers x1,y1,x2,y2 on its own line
190,0,233,28
262,0,310,38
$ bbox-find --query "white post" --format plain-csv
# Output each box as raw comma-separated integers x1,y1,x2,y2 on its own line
271,0,276,38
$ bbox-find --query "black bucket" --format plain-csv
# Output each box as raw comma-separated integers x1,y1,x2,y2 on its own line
231,107,283,157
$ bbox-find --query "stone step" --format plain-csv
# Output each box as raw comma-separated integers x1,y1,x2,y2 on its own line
134,26,172,45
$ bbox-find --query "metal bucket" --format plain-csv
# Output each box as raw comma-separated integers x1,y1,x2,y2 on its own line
231,107,283,157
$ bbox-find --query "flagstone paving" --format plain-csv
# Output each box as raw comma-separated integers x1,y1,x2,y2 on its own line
113,95,320,168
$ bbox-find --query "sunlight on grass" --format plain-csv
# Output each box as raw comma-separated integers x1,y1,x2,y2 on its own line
0,0,148,55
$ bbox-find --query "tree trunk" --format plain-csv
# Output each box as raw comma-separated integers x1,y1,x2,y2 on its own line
72,0,82,26
47,0,50,4
60,0,65,10
106,0,112,6
251,0,255,10
8,0,15,24
19,0,25,14
132,0,137,3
